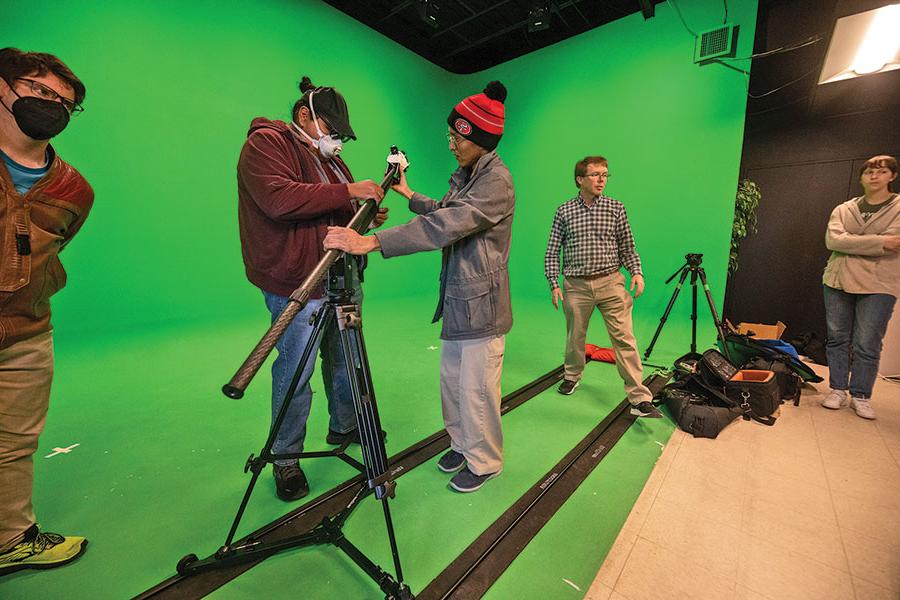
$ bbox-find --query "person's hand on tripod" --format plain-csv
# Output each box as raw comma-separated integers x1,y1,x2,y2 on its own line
630,274,645,298
372,206,389,228
390,170,414,200
551,287,563,310
324,227,380,255
348,180,385,202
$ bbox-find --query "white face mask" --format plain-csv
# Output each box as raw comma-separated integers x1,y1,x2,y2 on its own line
292,89,343,159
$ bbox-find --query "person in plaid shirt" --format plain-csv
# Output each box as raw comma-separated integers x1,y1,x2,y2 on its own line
544,155,660,418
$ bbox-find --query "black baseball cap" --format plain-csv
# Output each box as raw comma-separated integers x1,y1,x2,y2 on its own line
311,87,356,141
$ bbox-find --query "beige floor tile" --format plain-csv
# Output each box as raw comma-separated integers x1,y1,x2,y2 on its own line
833,492,900,544
639,497,742,579
747,440,829,488
667,436,750,493
820,443,898,480
824,461,900,508
745,464,836,524
593,522,640,590
842,528,900,592
851,576,899,600
584,580,614,600
615,538,735,600
741,496,847,572
656,463,744,527
737,532,854,600
750,424,822,459
733,585,776,600
610,592,630,600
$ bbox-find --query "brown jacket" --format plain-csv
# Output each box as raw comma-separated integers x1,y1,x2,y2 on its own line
237,118,356,297
0,148,93,349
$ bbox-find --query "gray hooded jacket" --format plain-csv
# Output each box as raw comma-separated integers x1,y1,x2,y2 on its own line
375,151,516,340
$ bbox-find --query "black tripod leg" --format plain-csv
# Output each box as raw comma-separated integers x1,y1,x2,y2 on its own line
696,268,732,360
644,266,689,360
691,271,699,355
223,303,335,548
334,303,408,589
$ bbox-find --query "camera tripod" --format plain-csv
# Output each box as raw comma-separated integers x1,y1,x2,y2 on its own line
176,149,413,599
643,253,730,362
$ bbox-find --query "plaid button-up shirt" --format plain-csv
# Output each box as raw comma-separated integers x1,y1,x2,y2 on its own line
544,194,642,290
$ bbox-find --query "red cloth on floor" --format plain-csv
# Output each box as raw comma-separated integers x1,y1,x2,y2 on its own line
585,344,616,363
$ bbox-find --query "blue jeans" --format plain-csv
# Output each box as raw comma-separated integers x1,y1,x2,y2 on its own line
823,285,896,399
263,291,358,466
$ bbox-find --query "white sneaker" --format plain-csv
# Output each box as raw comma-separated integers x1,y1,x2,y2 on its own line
821,389,848,409
850,397,876,420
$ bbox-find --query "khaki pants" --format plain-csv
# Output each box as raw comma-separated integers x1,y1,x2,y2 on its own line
562,273,652,406
440,335,505,476
0,331,54,551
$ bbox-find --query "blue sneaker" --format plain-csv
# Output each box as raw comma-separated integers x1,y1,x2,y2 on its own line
449,466,501,493
437,450,466,473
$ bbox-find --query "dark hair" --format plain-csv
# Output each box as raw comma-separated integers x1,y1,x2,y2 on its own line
574,156,608,188
0,47,86,105
859,155,898,176
291,75,316,122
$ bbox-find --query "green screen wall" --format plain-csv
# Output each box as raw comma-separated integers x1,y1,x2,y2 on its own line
1,1,757,598
1,0,755,346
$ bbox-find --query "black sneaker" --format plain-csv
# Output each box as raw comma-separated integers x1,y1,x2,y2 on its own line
449,466,502,493
630,401,663,418
273,463,309,501
437,450,466,473
326,428,388,445
558,379,579,395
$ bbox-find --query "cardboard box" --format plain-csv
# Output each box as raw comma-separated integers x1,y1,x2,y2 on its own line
727,320,786,340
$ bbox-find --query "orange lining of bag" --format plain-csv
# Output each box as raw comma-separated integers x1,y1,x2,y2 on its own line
732,370,774,383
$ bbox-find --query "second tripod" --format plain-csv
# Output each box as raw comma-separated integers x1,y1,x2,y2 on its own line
643,253,730,361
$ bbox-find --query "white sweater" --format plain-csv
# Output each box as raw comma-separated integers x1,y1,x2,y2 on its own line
823,194,900,297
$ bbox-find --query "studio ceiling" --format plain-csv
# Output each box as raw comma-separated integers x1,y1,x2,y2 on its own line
321,0,665,73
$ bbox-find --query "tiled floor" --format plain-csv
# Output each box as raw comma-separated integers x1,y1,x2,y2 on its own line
585,366,900,600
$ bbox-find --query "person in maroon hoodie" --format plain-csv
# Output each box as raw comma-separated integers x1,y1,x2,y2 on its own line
236,76,387,501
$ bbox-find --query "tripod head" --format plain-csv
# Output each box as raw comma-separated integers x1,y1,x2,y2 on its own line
686,253,703,267
665,252,705,284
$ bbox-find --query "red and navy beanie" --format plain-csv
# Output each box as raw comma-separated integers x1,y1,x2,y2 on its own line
447,81,507,151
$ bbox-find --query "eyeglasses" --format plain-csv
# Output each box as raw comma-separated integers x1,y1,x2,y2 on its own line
15,78,83,115
586,172,612,180
447,132,466,147
317,117,351,143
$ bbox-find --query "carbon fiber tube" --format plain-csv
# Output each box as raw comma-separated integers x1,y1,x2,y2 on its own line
222,160,400,399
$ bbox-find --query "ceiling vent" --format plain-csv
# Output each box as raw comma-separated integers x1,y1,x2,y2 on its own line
694,24,738,63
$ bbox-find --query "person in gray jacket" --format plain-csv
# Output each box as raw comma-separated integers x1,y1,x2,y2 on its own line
821,155,900,420
324,82,514,493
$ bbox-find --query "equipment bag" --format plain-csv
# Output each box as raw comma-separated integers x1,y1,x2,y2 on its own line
725,370,779,425
690,349,779,426
660,385,742,439
720,334,823,383
744,356,803,406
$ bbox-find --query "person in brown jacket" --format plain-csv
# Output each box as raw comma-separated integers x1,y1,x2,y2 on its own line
821,155,900,420
0,48,92,575
236,76,387,501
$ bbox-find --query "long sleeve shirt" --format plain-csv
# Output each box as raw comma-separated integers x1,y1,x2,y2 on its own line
544,194,642,290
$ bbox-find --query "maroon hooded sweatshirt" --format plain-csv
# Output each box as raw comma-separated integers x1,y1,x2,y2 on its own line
237,117,355,297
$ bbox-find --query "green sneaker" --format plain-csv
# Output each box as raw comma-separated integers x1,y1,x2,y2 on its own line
0,525,87,575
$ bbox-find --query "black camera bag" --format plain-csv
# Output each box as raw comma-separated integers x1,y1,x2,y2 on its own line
694,349,778,426
744,356,802,405
660,383,742,439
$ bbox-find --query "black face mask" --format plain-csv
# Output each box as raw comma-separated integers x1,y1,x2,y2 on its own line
2,92,70,140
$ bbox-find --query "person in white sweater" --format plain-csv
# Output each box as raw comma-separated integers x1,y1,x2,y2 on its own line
821,155,900,419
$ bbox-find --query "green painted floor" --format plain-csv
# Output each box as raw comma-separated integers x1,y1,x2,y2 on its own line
2,296,701,599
